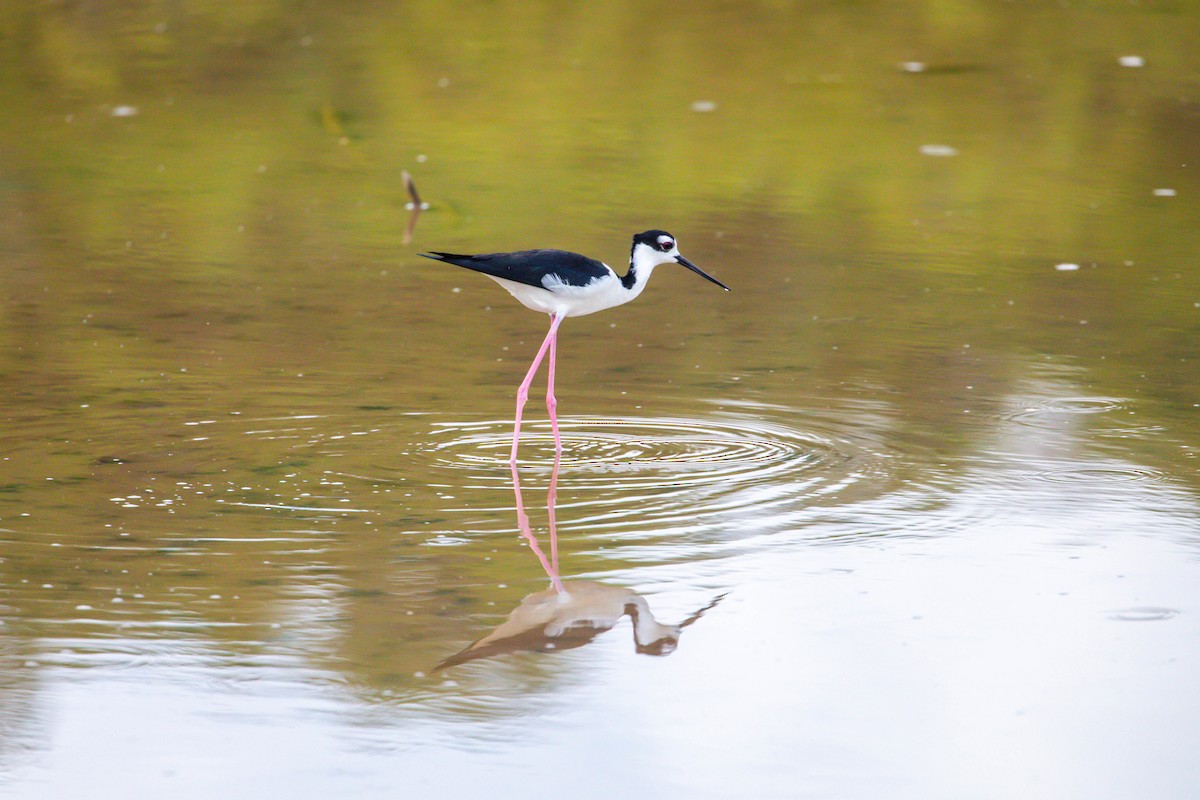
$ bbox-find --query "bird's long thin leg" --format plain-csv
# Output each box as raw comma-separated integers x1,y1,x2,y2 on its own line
547,449,561,575
510,313,563,464
546,322,561,455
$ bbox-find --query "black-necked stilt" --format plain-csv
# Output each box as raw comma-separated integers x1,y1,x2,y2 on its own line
421,230,729,462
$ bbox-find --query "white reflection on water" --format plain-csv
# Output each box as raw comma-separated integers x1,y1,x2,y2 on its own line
433,460,724,669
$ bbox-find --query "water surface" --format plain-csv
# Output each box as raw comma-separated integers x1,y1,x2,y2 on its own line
2,3,1199,798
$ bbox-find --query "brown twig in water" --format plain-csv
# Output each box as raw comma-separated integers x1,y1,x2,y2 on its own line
401,170,425,245
402,170,423,209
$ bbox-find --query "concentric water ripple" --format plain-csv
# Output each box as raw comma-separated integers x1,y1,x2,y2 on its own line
1109,607,1180,622
1035,464,1170,484
425,415,850,486
1003,396,1128,429
402,413,898,541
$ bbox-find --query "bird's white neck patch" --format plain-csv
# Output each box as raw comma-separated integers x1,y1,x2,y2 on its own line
630,241,676,275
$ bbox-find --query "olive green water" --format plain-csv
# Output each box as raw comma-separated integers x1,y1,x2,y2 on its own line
2,3,1199,799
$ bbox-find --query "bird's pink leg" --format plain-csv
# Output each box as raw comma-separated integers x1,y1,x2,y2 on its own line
510,314,563,464
547,449,561,575
546,322,562,455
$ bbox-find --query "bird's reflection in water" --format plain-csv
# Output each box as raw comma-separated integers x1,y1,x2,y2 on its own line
435,456,723,671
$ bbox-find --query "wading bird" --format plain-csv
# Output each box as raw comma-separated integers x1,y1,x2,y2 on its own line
421,230,729,462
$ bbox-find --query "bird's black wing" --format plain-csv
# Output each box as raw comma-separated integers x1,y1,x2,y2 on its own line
432,624,607,671
420,249,610,290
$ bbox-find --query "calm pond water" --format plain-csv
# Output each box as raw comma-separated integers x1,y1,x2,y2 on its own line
2,3,1199,798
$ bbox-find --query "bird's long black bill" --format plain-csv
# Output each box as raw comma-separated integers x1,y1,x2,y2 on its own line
676,255,730,291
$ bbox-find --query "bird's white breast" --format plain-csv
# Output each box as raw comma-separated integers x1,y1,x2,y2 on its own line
488,266,637,318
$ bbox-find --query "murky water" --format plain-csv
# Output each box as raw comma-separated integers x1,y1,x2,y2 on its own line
3,3,1200,798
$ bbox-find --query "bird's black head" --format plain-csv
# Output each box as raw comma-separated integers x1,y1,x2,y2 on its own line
631,229,677,256
629,229,730,292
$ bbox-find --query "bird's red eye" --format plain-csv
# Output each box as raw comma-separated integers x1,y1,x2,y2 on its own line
661,240,674,251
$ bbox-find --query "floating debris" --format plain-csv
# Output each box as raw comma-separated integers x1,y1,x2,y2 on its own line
900,61,927,73
1152,188,1177,197
1055,263,1081,271
111,105,139,117
691,100,718,113
1118,55,1145,68
919,144,958,157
